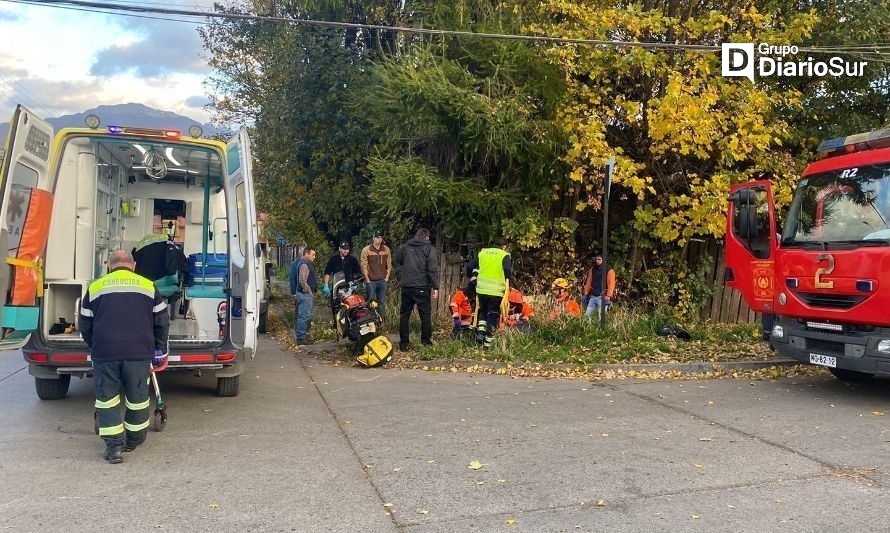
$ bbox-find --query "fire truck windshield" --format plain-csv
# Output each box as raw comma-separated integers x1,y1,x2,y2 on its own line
783,163,890,246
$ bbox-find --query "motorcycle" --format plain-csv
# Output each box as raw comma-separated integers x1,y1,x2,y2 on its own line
329,272,393,367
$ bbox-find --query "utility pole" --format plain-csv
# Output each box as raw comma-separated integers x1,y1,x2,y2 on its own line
600,157,615,329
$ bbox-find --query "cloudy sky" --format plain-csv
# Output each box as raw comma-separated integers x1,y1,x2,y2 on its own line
0,0,218,122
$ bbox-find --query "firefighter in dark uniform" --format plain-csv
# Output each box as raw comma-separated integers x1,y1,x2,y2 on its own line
79,250,170,464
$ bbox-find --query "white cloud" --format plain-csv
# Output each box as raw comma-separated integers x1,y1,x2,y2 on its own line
185,95,210,108
0,1,218,123
90,20,209,77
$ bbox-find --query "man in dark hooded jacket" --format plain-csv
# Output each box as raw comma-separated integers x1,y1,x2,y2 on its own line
395,228,439,351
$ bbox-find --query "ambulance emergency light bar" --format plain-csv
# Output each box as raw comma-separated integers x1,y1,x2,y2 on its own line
817,128,890,157
106,126,182,140
84,113,204,140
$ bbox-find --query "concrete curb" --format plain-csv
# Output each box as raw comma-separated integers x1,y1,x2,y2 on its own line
402,357,801,375
268,294,799,374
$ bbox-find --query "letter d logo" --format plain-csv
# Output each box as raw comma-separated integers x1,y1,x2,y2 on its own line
722,43,754,82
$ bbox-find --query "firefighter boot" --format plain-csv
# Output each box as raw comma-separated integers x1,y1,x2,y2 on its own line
104,445,124,464
124,433,146,452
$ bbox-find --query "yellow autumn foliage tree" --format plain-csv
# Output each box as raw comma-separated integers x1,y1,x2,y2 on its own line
536,1,811,246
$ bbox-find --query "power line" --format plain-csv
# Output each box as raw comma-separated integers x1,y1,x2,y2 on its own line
6,0,890,58
0,74,54,117
6,0,724,52
11,0,205,24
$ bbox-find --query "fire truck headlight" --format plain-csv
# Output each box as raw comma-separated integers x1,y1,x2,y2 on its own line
778,292,787,306
772,325,784,339
878,340,890,354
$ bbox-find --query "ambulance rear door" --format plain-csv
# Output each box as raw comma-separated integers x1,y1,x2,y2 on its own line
0,105,55,350
224,128,260,356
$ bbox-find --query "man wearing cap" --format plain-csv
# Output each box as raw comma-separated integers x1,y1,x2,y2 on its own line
582,255,616,316
323,240,362,294
360,231,392,314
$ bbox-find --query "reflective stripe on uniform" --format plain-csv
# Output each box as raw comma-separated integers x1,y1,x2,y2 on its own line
125,397,150,410
90,284,155,300
80,307,94,317
88,269,157,300
152,302,168,313
95,395,121,409
99,423,125,436
125,419,150,432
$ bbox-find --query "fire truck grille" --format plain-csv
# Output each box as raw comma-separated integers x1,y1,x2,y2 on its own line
806,338,846,355
795,292,866,310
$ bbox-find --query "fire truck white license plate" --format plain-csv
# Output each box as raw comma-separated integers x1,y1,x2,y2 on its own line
809,353,837,368
360,323,376,336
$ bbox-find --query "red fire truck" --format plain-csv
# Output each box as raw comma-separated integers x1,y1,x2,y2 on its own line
725,128,890,381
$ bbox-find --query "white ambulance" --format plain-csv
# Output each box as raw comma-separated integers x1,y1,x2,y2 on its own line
0,105,263,398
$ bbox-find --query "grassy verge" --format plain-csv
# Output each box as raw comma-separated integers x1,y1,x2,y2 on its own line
270,281,772,366
409,305,772,365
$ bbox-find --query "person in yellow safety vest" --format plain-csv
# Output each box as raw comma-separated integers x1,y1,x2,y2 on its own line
466,237,514,347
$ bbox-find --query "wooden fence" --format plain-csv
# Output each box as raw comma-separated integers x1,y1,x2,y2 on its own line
685,239,758,324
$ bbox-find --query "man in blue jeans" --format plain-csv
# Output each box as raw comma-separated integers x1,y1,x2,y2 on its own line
289,247,318,345
360,231,392,315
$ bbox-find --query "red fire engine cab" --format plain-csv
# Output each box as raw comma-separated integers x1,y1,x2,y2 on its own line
725,128,890,381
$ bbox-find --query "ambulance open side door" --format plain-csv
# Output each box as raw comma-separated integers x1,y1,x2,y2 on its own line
224,127,260,356
0,106,55,350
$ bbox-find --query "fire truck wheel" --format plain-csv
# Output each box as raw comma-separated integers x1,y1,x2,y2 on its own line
216,375,241,397
829,368,874,383
35,375,71,400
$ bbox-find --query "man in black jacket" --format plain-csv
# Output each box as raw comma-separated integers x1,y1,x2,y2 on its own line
395,228,439,351
323,241,361,293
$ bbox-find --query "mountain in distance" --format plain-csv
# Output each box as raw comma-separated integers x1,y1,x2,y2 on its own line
0,102,231,141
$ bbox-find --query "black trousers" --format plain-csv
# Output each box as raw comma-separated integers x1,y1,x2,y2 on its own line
94,359,151,448
399,287,432,346
476,294,503,339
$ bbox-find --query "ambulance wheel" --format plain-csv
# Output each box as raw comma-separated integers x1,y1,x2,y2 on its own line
153,407,167,432
829,368,874,383
257,309,268,333
216,375,240,397
35,375,70,400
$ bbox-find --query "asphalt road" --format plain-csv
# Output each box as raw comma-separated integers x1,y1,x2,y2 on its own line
1,338,889,532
